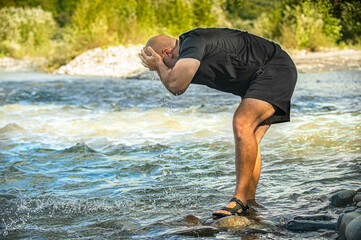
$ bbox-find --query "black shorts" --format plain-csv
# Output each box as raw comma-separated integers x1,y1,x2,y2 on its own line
243,51,298,124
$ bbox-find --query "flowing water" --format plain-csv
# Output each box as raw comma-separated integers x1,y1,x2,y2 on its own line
0,71,360,239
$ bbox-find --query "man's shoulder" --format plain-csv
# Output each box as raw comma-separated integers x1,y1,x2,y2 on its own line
181,27,244,36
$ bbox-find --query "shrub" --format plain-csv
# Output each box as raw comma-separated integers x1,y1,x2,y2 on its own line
252,0,342,51
0,7,56,57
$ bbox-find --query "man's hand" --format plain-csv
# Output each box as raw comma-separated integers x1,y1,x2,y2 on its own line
139,47,162,71
139,45,200,96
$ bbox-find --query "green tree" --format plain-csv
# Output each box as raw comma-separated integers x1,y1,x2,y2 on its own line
0,7,56,57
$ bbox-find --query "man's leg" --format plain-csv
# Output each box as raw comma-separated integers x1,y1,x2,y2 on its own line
246,124,270,200
214,98,275,216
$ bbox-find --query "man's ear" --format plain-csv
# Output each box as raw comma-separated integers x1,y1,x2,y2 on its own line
162,48,172,58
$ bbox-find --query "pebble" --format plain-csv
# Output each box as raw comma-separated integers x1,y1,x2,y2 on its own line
331,190,357,207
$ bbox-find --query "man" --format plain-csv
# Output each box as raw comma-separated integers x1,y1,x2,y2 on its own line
139,28,297,219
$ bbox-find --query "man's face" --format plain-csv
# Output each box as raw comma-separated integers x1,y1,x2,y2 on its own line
163,40,179,68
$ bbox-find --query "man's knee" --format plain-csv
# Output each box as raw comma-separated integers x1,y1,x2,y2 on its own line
233,115,254,141
232,98,275,140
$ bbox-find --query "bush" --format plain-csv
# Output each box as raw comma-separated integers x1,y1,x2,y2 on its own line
65,0,225,50
252,0,342,51
0,7,56,57
339,1,361,44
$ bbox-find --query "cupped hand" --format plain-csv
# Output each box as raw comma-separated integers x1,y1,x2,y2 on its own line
139,46,162,71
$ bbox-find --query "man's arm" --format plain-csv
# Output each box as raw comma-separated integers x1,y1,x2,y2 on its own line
140,47,200,96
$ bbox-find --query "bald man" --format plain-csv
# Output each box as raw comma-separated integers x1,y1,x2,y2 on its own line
139,28,297,219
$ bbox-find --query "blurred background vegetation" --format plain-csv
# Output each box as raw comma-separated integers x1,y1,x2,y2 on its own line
0,0,360,70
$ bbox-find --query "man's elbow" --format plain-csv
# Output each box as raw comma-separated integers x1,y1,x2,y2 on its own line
168,86,186,96
168,82,187,96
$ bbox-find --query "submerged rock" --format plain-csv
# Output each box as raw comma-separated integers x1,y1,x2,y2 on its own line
331,190,357,207
173,226,220,237
345,216,361,240
212,215,253,228
286,220,335,231
185,214,202,226
294,215,334,221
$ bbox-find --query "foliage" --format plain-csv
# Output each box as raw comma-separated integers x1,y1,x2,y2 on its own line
0,7,56,57
252,0,342,51
0,0,78,27
0,0,360,68
332,0,361,44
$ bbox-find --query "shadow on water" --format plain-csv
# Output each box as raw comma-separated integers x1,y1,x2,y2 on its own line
0,71,360,239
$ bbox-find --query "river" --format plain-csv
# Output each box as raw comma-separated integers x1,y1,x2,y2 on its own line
0,71,360,239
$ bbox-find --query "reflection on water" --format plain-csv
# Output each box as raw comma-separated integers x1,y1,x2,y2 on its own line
0,71,360,239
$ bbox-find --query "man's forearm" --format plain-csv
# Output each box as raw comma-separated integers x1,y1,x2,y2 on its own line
155,61,180,95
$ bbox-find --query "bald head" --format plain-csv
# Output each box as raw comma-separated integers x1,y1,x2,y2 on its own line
146,35,177,56
145,34,179,68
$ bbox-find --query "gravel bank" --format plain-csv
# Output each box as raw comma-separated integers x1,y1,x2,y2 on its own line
1,46,360,77
53,46,361,77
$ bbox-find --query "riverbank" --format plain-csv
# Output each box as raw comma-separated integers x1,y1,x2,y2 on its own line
1,46,360,77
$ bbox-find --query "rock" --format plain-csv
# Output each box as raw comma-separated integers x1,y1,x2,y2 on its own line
344,207,358,213
354,193,361,203
331,190,357,207
355,208,361,214
203,217,216,225
337,212,361,240
336,213,344,231
185,214,202,226
294,215,334,221
357,202,361,208
286,220,335,232
356,187,361,193
212,215,253,228
173,226,220,237
345,216,361,240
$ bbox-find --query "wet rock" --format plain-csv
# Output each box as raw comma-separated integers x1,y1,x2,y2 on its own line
337,213,345,231
185,214,202,226
357,202,361,208
294,214,334,221
355,208,361,214
345,216,361,240
344,207,358,213
286,220,335,232
337,212,361,240
356,187,361,193
331,190,357,207
94,220,124,229
353,193,361,203
203,217,216,225
212,215,253,228
173,226,220,237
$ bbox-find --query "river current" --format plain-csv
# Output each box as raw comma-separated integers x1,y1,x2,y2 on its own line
0,71,360,239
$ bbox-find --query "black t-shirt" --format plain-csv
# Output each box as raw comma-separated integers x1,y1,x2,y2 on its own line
178,28,283,96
